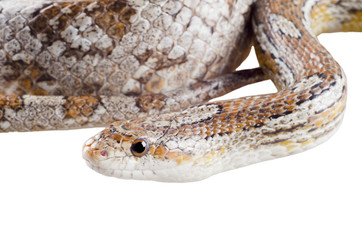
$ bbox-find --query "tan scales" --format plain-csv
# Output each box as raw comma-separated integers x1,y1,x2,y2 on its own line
0,0,360,181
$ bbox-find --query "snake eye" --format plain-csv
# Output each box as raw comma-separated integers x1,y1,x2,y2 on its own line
130,138,149,157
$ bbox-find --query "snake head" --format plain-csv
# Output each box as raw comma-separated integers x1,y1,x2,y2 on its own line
83,103,231,182
82,117,211,182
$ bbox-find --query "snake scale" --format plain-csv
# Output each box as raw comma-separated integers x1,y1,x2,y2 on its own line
0,0,361,181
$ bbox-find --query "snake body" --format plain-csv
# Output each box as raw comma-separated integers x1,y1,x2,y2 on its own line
0,0,257,131
83,0,362,182
0,0,361,181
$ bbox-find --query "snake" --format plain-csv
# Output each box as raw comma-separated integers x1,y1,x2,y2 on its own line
0,0,361,182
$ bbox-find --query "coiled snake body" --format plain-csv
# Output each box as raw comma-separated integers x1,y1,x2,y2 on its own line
0,0,361,181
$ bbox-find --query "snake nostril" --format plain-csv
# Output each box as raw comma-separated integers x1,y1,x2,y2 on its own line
100,149,107,157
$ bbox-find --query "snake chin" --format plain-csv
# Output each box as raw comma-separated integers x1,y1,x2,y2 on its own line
85,160,212,182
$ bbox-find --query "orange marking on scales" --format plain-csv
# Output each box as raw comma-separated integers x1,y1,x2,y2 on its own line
165,150,191,165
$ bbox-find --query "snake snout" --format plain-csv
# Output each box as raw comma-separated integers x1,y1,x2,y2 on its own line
82,136,108,165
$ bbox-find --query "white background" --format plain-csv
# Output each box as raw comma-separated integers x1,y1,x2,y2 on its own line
0,33,361,240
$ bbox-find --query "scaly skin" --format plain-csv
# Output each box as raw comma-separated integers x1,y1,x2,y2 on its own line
0,0,255,131
83,0,362,182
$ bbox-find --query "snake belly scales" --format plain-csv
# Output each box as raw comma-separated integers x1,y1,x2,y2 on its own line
0,0,361,182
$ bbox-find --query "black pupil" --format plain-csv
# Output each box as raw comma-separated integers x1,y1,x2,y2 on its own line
132,141,146,153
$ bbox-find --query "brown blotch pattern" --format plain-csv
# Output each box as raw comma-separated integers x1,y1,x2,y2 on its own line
65,96,100,119
0,0,137,97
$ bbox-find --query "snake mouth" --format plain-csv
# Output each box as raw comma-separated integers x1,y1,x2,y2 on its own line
84,156,212,182
86,161,156,180
86,161,208,182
